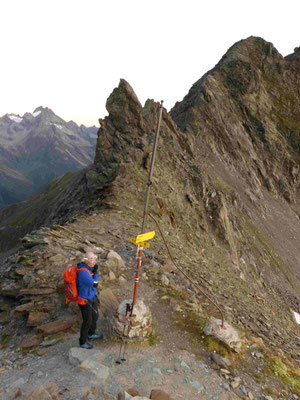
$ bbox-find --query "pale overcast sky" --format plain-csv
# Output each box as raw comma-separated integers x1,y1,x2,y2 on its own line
1,0,299,126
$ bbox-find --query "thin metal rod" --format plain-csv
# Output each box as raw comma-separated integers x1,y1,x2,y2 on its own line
117,101,164,364
141,100,164,234
132,246,143,306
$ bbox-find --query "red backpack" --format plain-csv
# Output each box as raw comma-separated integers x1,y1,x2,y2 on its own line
63,265,90,305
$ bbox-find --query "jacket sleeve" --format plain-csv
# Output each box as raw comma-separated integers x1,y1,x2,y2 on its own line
93,273,99,282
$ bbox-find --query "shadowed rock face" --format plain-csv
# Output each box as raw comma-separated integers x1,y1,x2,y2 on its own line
94,79,146,182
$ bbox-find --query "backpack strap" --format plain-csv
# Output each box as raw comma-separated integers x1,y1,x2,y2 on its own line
77,267,92,276
76,267,92,306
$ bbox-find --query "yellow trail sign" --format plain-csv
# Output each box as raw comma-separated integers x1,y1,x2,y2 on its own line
130,238,150,248
129,231,155,248
136,231,155,243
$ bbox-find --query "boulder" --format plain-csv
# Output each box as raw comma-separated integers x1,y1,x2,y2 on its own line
26,382,64,399
78,359,109,382
127,389,140,397
161,274,169,286
150,389,173,399
38,318,76,334
106,250,125,268
82,386,115,400
69,347,105,366
14,302,35,314
113,299,153,339
203,317,242,352
19,334,44,348
27,311,49,326
210,352,231,368
117,391,133,400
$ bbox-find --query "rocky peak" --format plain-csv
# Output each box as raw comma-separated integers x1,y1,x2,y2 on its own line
285,45,300,67
219,36,281,64
170,36,299,204
94,79,146,175
33,106,55,115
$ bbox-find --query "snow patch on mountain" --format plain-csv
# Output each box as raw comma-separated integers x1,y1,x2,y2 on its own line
8,115,23,123
50,123,64,130
33,111,41,117
293,310,300,325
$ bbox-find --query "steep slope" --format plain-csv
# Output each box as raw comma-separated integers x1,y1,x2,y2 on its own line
0,38,299,397
170,36,300,286
0,107,98,209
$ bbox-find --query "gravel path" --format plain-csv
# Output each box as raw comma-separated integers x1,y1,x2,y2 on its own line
0,328,239,400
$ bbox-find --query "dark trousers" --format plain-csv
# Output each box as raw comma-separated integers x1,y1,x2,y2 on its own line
78,297,98,345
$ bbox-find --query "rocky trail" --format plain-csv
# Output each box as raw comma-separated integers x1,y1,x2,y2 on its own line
0,208,299,400
0,309,240,400
0,277,281,400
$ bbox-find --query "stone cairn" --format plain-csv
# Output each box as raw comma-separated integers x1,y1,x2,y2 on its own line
113,299,153,339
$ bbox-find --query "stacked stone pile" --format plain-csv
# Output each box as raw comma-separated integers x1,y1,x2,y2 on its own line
113,299,153,339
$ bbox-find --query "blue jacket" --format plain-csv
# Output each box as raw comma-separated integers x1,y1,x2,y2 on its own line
77,262,99,300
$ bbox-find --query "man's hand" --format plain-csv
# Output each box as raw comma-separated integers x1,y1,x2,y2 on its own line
93,264,99,274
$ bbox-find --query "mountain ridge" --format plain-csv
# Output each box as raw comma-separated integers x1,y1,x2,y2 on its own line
0,107,98,209
0,37,299,392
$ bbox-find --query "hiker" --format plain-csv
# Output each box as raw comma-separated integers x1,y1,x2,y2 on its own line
77,251,103,349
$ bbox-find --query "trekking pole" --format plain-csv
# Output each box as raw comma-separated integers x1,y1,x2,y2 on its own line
116,100,164,364
116,302,132,364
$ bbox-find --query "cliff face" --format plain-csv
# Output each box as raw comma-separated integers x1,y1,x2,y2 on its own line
0,37,299,363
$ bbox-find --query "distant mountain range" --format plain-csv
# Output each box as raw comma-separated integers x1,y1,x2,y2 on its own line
0,106,98,209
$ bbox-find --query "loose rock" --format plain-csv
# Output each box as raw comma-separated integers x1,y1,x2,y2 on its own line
26,382,64,400
38,318,76,334
210,352,231,368
19,334,44,348
203,317,242,352
27,311,49,326
78,359,109,382
150,389,173,399
107,250,125,268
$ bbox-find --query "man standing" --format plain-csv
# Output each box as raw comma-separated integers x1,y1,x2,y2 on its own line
77,251,103,349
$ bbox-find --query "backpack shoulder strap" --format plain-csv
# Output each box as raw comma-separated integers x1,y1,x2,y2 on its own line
77,267,92,276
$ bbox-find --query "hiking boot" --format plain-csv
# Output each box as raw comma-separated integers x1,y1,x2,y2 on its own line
80,342,93,349
88,333,103,340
